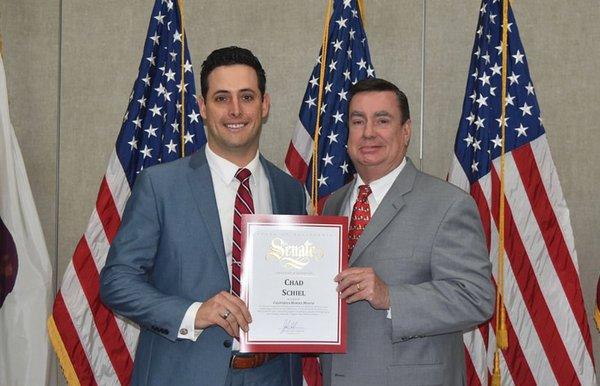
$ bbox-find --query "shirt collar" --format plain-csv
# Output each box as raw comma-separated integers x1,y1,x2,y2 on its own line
354,157,407,205
205,144,261,187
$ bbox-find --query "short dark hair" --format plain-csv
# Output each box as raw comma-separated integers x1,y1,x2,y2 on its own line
200,46,266,99
349,78,410,123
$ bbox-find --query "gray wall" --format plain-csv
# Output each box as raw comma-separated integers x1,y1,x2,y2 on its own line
1,1,598,385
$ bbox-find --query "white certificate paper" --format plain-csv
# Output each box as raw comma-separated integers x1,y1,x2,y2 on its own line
239,215,347,353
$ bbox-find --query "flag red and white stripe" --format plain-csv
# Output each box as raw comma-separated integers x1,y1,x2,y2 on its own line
48,153,137,385
47,0,206,384
450,1,595,384
450,136,596,385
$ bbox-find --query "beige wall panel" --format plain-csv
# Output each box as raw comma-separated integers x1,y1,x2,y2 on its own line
422,2,474,176
425,0,600,374
58,0,148,276
358,0,423,165
0,0,59,269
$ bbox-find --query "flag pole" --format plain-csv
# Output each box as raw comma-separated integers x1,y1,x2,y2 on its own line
492,0,510,384
595,278,600,331
310,0,333,214
357,0,366,26
47,317,80,386
178,0,186,157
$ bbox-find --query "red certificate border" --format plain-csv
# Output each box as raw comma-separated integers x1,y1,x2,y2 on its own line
239,214,348,353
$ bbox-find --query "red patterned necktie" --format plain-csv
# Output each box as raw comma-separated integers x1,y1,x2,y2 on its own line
232,168,254,296
348,184,372,257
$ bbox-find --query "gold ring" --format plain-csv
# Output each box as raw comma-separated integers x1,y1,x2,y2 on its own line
221,310,231,319
356,283,361,291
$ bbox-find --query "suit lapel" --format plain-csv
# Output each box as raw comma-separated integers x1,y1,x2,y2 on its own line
326,182,353,216
349,159,418,266
187,147,228,276
261,156,282,214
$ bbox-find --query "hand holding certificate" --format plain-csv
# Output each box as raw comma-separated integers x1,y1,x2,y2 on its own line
239,215,347,353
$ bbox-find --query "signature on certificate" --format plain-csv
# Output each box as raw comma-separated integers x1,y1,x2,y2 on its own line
280,319,303,334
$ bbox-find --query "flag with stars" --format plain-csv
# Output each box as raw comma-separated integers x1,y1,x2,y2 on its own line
448,1,595,385
285,1,374,385
47,1,205,384
285,0,375,212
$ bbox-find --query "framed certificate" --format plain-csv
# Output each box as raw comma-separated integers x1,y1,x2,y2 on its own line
239,214,347,353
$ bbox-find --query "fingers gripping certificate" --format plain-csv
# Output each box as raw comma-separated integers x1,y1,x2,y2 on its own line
239,215,347,353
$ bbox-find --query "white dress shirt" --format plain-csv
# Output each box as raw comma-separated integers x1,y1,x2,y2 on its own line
342,158,406,218
178,145,272,342
342,158,406,319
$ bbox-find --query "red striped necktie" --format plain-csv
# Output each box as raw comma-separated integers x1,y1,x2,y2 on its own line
348,184,372,257
231,168,254,296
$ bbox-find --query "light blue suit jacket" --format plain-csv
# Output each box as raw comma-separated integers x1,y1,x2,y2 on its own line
100,147,305,386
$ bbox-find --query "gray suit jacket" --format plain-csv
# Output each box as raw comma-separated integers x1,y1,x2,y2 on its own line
100,146,305,386
320,158,494,386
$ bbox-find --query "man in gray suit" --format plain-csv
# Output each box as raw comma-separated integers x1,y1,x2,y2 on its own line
100,47,304,386
320,78,494,386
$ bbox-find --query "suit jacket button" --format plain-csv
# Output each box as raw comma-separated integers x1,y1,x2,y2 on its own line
223,340,232,348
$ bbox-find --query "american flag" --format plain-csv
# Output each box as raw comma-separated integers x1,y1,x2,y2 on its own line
448,1,596,384
47,0,205,384
285,1,374,384
285,0,375,212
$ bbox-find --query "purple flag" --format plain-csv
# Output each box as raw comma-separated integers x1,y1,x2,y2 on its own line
0,216,18,308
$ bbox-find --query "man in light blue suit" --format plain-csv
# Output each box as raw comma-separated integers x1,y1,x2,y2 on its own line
100,47,305,386
320,78,494,386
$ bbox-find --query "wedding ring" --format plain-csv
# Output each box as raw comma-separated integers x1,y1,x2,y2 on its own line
356,283,361,291
221,310,231,319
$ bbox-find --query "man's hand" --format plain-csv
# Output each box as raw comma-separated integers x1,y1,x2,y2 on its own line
194,291,252,338
335,267,390,310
